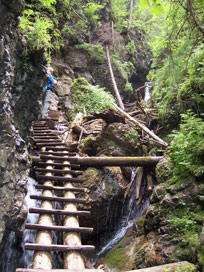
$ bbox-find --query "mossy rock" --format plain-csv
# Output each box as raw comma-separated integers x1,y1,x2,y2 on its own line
156,157,173,184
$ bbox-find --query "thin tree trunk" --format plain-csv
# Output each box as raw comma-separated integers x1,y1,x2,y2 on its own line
112,102,168,147
106,45,125,110
128,0,134,31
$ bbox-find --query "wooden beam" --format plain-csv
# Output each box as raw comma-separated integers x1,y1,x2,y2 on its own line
16,269,104,272
36,142,65,147
40,151,76,156
45,147,73,151
33,161,81,169
40,155,76,161
30,195,86,203
35,139,62,143
34,168,82,176
36,175,84,183
25,243,95,252
25,224,93,233
35,184,85,192
29,208,90,216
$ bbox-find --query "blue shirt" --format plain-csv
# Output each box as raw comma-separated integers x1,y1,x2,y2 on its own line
47,75,55,89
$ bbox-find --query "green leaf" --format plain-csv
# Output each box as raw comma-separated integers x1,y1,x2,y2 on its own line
139,0,149,9
149,3,164,16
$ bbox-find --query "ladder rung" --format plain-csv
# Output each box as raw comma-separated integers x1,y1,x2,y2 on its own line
35,184,85,192
33,162,81,169
25,224,93,233
40,155,77,161
36,143,65,147
30,195,86,203
36,174,84,183
25,243,95,252
16,268,103,272
34,168,83,176
40,151,76,156
29,207,90,216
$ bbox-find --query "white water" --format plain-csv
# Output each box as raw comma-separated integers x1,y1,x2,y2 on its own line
144,82,151,103
94,167,150,260
21,177,41,268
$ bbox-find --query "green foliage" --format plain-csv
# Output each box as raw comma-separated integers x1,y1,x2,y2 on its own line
82,2,104,26
74,43,106,63
169,111,204,181
139,0,164,16
71,77,115,115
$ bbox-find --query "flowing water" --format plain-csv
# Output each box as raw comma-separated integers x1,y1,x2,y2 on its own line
93,167,150,263
21,177,41,268
144,82,151,103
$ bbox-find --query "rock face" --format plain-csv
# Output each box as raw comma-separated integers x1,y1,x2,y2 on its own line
0,0,30,267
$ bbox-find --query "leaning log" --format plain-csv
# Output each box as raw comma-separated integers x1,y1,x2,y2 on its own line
112,102,168,147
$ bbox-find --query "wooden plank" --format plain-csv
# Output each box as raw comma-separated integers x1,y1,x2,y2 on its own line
33,127,49,130
45,147,72,151
33,161,81,169
34,130,55,133
34,136,59,139
36,143,65,147
36,174,84,183
40,151,76,156
25,243,95,252
126,262,197,272
35,184,85,192
30,195,86,203
40,155,76,161
29,207,90,216
34,168,83,176
16,269,103,272
25,224,93,233
35,139,62,143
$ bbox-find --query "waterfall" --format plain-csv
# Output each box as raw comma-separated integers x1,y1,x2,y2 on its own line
21,177,41,268
93,167,150,262
144,82,151,103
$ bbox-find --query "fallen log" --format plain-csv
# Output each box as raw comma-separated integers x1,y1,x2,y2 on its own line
112,102,168,147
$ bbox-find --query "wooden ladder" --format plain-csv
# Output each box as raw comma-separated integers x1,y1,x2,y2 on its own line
16,115,101,272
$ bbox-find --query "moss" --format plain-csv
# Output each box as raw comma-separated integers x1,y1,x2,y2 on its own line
104,236,130,270
164,264,197,272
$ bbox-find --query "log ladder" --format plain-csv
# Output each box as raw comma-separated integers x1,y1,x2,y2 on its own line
16,115,101,272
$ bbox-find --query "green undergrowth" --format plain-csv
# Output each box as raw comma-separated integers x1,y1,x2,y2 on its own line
167,204,204,264
168,111,204,184
71,77,115,115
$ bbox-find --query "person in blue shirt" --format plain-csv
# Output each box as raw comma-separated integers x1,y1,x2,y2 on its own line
43,67,57,92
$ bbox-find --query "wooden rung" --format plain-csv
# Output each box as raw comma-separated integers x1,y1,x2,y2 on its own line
33,162,81,169
36,143,65,147
40,155,77,161
45,147,72,151
30,195,86,203
36,174,84,183
35,184,85,192
35,139,62,143
34,136,59,139
25,243,95,252
29,207,90,216
33,130,55,133
40,151,76,156
25,224,93,234
16,268,103,272
34,168,83,176
33,127,49,130
33,134,57,137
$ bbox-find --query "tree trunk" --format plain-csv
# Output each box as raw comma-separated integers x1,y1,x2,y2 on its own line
128,0,134,31
112,102,168,147
106,45,125,110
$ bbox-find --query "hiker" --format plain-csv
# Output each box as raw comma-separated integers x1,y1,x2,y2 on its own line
43,66,57,92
